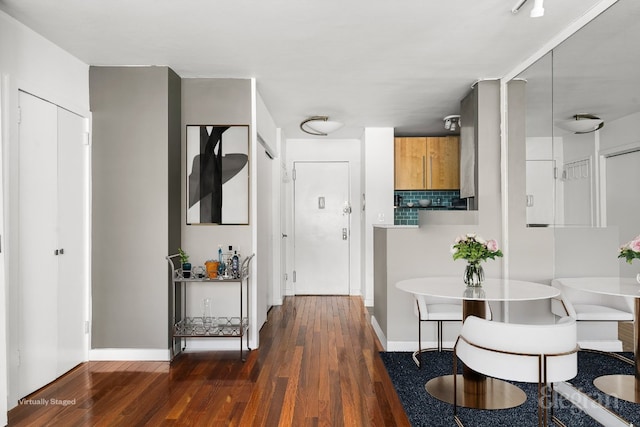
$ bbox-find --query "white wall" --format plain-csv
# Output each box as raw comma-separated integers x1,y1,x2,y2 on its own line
284,139,362,296
362,128,394,306
1,9,90,414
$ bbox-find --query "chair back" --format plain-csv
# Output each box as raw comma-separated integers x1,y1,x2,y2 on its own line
414,294,462,317
455,316,577,383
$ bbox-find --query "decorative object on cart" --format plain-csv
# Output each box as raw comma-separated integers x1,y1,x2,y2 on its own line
418,199,432,207
205,260,219,279
186,125,249,225
193,266,206,278
618,234,640,284
451,234,503,287
202,298,213,328
178,248,191,278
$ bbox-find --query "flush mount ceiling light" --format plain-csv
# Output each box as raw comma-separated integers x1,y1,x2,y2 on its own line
511,0,544,17
557,114,604,134
443,115,461,132
300,116,344,136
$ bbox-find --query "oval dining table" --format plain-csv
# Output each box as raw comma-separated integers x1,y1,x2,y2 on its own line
396,277,561,410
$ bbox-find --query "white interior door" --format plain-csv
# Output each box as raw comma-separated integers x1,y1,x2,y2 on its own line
56,107,86,374
18,91,59,396
293,162,350,295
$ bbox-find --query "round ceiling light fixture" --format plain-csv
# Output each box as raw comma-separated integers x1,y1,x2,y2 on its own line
557,114,604,134
300,116,343,136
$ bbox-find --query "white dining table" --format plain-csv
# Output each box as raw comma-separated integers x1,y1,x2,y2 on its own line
553,277,640,404
396,277,560,410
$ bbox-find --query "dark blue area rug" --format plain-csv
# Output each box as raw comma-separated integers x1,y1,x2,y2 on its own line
380,350,637,427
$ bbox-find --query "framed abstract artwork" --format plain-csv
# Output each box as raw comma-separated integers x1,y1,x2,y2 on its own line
186,125,249,225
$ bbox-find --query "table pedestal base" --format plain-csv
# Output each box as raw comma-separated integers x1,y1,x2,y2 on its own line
426,374,527,409
593,375,640,404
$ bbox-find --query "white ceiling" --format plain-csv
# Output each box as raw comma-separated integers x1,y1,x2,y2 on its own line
0,0,618,139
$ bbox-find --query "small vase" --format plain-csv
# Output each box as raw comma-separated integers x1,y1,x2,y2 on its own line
464,262,484,287
182,262,192,278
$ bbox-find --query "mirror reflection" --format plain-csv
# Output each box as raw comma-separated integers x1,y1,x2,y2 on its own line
519,0,640,248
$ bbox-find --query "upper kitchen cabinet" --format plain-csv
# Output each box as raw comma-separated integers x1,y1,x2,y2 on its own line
394,136,460,190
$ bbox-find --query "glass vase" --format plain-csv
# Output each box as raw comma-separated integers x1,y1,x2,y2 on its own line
636,273,640,285
464,262,484,287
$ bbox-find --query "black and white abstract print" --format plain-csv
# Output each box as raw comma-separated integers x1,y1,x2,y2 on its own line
186,125,249,224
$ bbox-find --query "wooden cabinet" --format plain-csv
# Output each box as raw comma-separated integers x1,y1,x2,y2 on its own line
394,136,460,190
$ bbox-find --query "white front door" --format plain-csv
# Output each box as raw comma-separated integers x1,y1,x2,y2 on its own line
293,162,350,295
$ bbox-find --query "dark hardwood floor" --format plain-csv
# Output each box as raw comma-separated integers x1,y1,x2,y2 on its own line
8,296,411,426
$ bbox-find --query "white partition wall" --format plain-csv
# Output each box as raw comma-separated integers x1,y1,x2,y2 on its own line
1,9,91,410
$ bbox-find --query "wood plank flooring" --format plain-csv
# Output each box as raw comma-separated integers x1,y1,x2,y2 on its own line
8,296,411,426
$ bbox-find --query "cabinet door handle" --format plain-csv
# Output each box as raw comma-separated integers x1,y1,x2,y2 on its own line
422,156,426,188
54,249,59,256
429,156,433,188
59,248,64,255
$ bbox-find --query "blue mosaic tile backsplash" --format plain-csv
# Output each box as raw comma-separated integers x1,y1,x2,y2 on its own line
394,190,461,225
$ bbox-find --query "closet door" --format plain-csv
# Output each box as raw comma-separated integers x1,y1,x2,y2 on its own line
17,92,86,397
18,91,59,396
56,107,86,374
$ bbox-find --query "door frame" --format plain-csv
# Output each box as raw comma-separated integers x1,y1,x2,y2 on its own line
283,139,362,298
292,160,351,295
9,89,90,406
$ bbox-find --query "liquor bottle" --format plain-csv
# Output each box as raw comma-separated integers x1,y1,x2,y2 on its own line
232,251,239,278
218,245,224,276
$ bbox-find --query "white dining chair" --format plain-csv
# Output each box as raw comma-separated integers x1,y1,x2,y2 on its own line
413,295,491,368
453,315,578,427
551,278,634,323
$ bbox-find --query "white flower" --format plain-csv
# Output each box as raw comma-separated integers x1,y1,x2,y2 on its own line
476,235,487,245
466,233,476,239
450,245,458,254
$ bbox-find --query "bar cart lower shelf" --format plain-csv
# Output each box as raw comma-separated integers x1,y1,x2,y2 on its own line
166,253,254,362
173,317,249,337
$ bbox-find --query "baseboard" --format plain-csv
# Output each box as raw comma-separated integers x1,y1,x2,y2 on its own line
89,348,170,361
578,340,623,352
370,316,387,350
